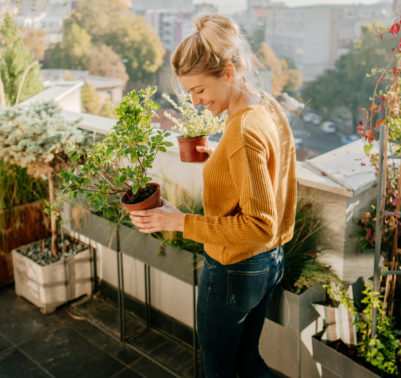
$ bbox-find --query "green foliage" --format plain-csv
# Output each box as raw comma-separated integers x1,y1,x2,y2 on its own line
0,102,86,176
0,13,43,105
81,82,117,119
45,23,92,70
61,86,173,212
0,101,88,255
282,201,341,293
301,23,396,127
163,92,226,138
0,159,47,210
326,284,401,376
67,0,164,85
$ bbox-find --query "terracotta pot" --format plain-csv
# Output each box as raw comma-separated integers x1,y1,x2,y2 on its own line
177,136,208,162
120,183,162,212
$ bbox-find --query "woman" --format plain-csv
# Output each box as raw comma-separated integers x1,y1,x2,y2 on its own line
130,14,297,378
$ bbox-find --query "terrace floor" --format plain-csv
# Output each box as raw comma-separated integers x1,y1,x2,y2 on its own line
0,284,288,378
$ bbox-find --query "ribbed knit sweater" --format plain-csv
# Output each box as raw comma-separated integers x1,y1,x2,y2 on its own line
183,93,297,265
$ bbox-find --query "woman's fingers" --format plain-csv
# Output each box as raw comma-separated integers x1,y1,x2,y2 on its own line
196,145,214,156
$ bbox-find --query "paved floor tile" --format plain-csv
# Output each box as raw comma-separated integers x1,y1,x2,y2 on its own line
0,348,51,377
111,366,143,378
0,301,60,344
66,318,142,365
19,326,125,378
130,356,176,378
149,339,193,375
128,329,167,355
0,332,12,353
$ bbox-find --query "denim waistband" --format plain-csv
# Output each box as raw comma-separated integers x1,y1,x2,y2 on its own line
204,246,282,269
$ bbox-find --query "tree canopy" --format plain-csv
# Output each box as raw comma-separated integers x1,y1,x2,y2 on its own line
45,23,92,70
301,23,396,129
257,42,303,97
63,0,165,86
0,14,43,105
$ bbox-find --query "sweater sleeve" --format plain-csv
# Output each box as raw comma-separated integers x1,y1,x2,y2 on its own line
183,143,278,246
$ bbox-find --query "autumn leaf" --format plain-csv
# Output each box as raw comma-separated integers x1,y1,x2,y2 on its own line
390,22,400,35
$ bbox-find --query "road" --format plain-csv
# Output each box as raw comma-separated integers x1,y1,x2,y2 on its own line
290,115,344,154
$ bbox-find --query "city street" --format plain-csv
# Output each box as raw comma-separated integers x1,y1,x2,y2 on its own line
290,115,345,155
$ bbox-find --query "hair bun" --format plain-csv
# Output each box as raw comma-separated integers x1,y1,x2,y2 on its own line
195,14,238,36
195,15,211,33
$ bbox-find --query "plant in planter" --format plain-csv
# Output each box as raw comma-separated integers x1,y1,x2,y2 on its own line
314,283,401,377
356,18,401,323
0,159,48,287
263,201,342,378
0,101,93,312
62,86,173,212
282,201,341,294
162,91,225,162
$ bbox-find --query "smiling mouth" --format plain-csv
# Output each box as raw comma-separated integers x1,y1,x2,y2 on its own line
204,101,214,110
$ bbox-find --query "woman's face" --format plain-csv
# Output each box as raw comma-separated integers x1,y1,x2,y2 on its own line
178,70,234,116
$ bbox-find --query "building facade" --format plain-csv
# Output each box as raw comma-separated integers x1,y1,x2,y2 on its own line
264,2,393,82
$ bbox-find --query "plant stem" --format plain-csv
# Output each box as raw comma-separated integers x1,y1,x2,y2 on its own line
0,72,5,105
369,54,397,129
48,171,58,257
15,61,37,105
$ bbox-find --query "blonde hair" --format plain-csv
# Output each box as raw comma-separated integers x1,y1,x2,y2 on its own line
172,14,255,81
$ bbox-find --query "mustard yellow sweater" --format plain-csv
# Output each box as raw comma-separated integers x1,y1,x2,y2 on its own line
183,93,297,265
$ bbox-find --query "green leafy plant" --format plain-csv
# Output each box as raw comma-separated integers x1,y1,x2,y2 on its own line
61,86,173,212
162,91,226,138
0,159,48,250
356,18,401,322
326,283,401,376
0,159,47,210
0,102,87,256
282,201,340,293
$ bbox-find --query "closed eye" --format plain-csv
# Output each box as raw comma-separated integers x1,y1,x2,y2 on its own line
196,89,204,94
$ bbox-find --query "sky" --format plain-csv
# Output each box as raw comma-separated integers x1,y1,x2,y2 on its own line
193,0,392,15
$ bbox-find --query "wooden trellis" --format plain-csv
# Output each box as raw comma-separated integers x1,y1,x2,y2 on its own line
372,124,401,337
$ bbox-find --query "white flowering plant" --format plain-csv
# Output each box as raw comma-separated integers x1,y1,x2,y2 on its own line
162,92,226,138
0,102,88,256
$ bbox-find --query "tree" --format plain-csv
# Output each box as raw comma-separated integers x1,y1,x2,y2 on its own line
0,102,87,256
81,82,117,119
69,0,164,85
0,14,43,105
257,42,303,97
249,26,266,53
301,23,395,128
45,23,92,70
88,44,129,87
22,28,47,61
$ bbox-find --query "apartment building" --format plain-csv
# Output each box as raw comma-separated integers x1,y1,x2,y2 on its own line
264,2,393,82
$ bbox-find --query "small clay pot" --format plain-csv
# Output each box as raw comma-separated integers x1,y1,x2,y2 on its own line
120,183,162,212
177,136,208,162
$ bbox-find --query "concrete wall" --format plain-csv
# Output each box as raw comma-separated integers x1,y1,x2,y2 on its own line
57,86,82,113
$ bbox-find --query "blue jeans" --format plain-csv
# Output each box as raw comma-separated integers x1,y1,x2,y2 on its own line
197,246,284,378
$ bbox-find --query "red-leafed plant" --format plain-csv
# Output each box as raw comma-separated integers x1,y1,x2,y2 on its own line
356,18,401,323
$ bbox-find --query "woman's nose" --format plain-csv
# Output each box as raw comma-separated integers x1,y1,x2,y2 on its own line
191,93,200,107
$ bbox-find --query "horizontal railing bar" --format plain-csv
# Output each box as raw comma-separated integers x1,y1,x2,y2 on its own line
382,270,401,276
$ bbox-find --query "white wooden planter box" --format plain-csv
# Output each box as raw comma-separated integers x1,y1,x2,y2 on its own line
12,245,92,314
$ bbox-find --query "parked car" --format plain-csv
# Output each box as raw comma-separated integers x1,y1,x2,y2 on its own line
304,112,321,124
321,121,336,133
341,135,359,144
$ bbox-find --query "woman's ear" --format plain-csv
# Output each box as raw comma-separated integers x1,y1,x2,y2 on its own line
225,63,235,83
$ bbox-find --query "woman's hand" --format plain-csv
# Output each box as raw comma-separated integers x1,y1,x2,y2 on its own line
196,145,214,157
129,198,185,233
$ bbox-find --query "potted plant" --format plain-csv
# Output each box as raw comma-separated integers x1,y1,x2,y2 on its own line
0,160,49,287
0,101,93,313
62,86,173,212
312,283,401,377
263,201,342,378
162,91,225,162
